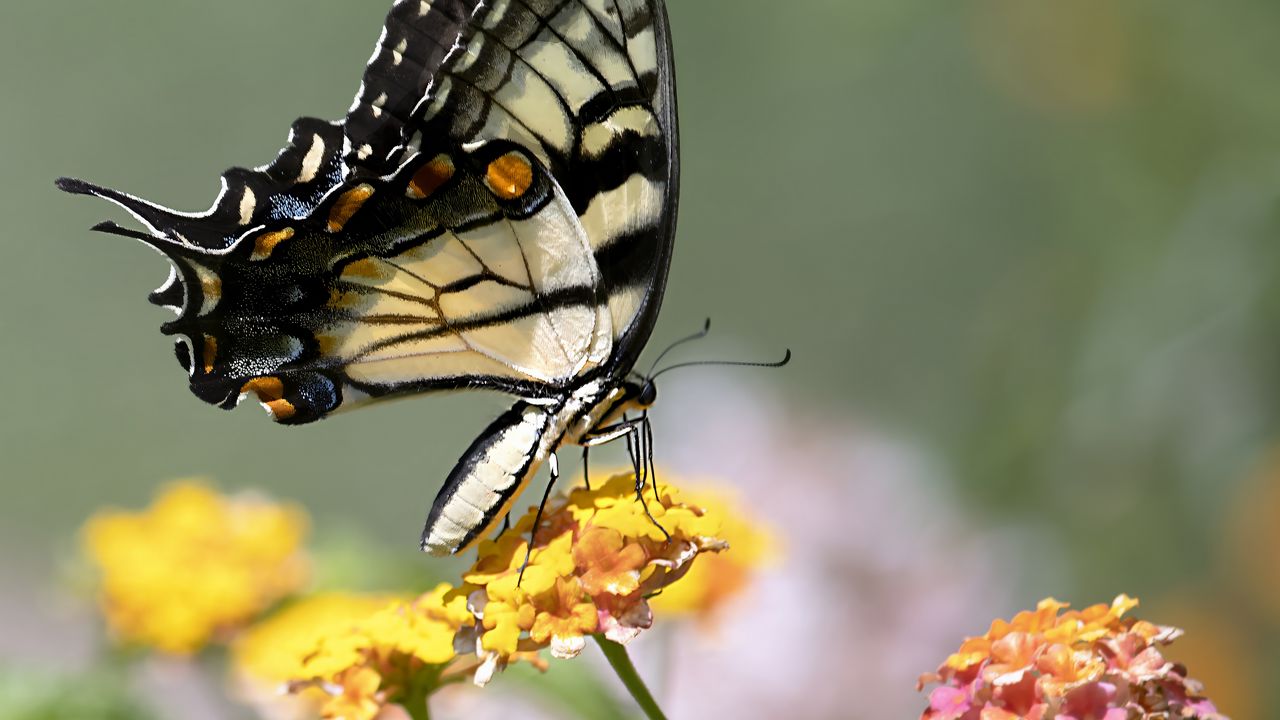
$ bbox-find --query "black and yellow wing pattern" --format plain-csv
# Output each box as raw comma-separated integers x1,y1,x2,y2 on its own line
58,0,679,555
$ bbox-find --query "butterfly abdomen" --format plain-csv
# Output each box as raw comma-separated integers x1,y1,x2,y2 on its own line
421,401,556,555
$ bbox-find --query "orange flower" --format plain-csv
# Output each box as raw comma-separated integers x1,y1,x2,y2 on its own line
919,596,1226,719
529,578,599,658
575,527,647,596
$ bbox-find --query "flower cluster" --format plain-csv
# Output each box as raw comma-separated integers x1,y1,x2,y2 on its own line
81,481,309,654
246,586,474,720
231,471,754,719
456,472,731,680
918,596,1226,719
231,592,402,717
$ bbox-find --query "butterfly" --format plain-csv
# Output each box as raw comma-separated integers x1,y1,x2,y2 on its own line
57,0,681,556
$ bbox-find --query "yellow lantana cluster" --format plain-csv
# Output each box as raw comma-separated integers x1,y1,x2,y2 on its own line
264,586,473,720
232,592,401,716
81,481,309,654
919,596,1226,719
455,472,731,680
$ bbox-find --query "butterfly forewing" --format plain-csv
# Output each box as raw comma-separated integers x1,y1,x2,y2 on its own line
349,0,679,367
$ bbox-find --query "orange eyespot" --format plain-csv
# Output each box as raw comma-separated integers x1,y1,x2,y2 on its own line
486,151,534,200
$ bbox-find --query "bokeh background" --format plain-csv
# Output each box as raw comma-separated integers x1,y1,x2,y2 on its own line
4,0,1280,717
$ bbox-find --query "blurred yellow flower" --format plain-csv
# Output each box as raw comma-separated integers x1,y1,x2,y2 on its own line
81,480,310,654
1224,449,1280,623
456,472,754,682
232,592,400,718
275,584,473,720
647,485,774,621
919,596,1227,719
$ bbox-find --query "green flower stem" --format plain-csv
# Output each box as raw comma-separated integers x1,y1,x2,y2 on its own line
403,691,431,720
401,666,441,720
593,634,668,720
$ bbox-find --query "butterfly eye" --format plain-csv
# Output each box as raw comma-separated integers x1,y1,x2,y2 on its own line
638,380,658,407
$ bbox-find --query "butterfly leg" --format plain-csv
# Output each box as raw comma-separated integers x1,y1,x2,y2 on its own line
626,417,671,543
582,446,592,491
580,419,670,541
643,411,661,505
518,451,560,586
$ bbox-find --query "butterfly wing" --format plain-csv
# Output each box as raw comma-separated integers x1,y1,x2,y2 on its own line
347,0,680,372
58,0,678,422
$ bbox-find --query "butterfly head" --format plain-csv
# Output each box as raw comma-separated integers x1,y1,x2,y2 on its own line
615,376,658,414
637,378,658,408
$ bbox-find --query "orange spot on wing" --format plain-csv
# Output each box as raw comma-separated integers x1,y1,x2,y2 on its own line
251,227,295,261
407,155,455,199
328,287,362,310
202,335,218,374
265,399,297,421
240,376,286,402
241,377,297,420
340,258,386,282
200,276,221,300
327,184,375,232
314,333,340,356
486,152,534,200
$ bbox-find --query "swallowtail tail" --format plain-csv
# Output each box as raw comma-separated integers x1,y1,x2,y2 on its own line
57,0,679,556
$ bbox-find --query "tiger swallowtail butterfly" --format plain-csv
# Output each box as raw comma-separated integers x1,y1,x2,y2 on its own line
57,0,680,556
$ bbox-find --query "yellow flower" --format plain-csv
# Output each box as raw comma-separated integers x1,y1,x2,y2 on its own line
233,593,399,684
919,595,1226,719
324,667,383,720
265,584,474,720
232,593,399,720
458,471,751,683
81,480,309,654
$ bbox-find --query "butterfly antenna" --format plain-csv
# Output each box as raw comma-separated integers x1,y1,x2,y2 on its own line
650,349,792,382
645,318,712,377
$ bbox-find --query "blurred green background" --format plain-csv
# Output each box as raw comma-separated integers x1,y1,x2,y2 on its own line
4,0,1280,716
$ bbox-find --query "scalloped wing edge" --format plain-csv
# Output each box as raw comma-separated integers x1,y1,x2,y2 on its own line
56,117,346,251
